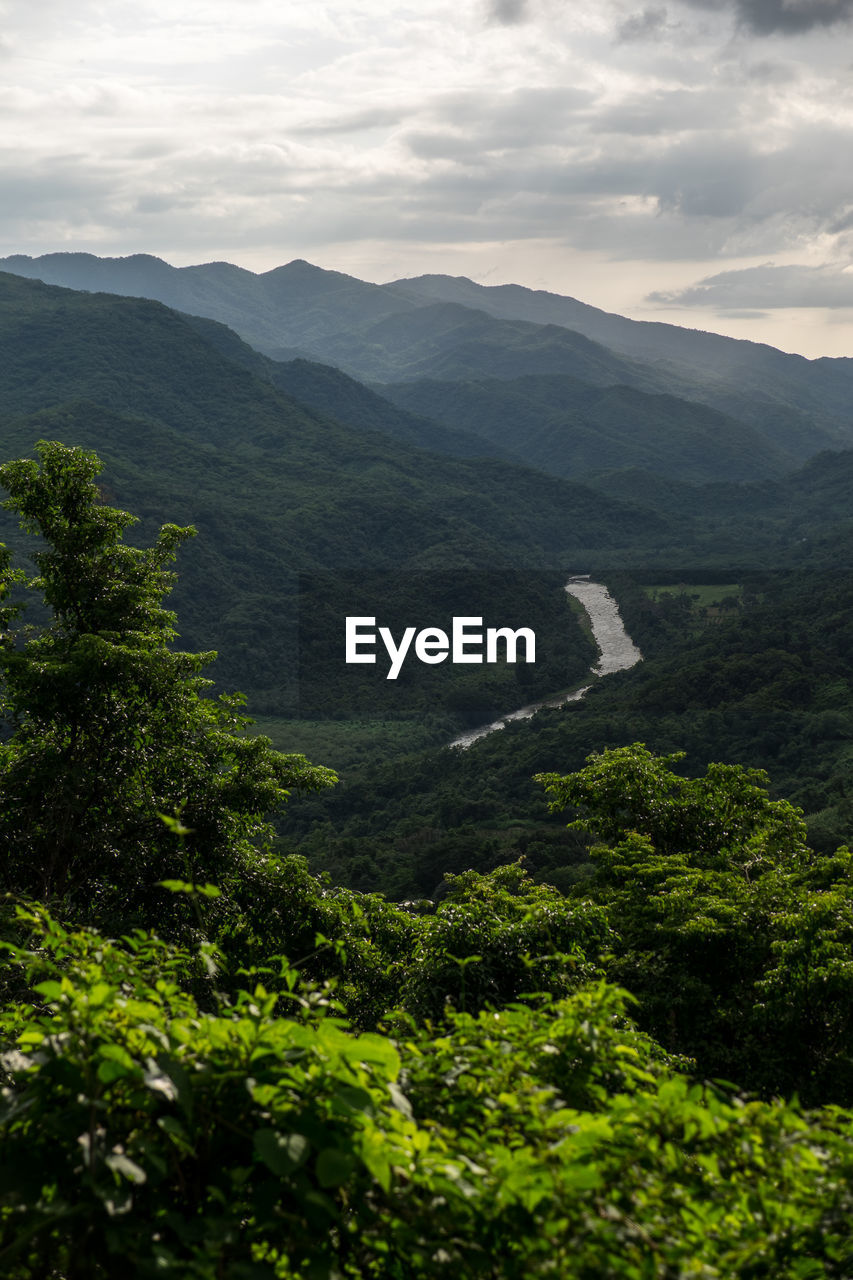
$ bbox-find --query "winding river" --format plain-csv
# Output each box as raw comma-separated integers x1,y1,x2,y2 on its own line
450,577,642,749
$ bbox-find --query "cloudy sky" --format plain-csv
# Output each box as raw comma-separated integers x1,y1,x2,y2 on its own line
3,0,853,355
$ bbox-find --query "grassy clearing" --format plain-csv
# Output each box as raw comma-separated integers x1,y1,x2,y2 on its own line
642,583,742,610
249,715,445,772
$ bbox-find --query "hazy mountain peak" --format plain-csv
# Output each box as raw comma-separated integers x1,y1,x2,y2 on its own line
262,259,356,283
265,258,324,275
2,250,853,459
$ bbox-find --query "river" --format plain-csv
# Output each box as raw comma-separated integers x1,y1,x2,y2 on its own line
450,576,641,749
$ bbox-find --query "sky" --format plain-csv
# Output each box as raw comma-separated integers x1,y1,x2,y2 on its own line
3,0,853,356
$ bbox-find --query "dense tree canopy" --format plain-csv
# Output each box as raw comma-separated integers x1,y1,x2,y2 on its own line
538,744,853,1104
0,441,334,931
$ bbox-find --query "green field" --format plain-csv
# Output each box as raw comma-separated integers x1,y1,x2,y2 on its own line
642,582,742,610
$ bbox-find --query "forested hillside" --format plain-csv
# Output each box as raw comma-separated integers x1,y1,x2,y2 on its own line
390,269,853,430
0,271,667,720
380,373,791,483
4,445,853,1278
5,252,853,467
286,556,853,897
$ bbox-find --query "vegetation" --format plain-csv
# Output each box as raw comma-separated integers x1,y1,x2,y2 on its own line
250,716,446,774
10,252,853,475
0,441,333,934
288,557,853,896
11,909,853,1280
6,261,853,1275
380,373,788,484
296,570,595,725
4,445,853,1276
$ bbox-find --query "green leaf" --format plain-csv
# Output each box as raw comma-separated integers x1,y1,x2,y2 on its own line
87,982,114,1008
157,812,194,837
33,979,64,1001
157,879,195,894
254,1129,311,1176
195,882,221,899
157,878,220,898
97,1059,133,1086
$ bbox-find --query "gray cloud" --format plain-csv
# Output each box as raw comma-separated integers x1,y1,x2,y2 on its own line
616,6,670,41
0,157,117,219
648,262,853,308
683,0,853,34
5,75,849,279
293,106,407,138
354,101,853,269
485,0,529,24
829,209,853,233
594,88,735,136
400,97,853,228
741,58,799,82
402,86,593,157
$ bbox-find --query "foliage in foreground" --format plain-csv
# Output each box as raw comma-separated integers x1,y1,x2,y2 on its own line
4,904,853,1280
6,442,853,1275
539,744,853,1104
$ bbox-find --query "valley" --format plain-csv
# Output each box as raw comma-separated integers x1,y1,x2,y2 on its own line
2,259,852,891
451,577,642,748
3,255,853,1277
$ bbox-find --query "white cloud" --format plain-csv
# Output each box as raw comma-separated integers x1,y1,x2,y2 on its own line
1,0,853,352
650,261,853,308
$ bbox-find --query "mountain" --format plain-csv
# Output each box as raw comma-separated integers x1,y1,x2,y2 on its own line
379,373,791,484
590,446,853,559
293,301,662,388
5,262,853,887
0,271,671,719
389,272,853,448
0,253,414,356
3,253,852,473
177,312,505,460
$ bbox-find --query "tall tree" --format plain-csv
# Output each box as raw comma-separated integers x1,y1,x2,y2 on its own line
0,441,334,927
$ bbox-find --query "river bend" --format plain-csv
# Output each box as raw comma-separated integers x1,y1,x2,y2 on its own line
450,577,641,749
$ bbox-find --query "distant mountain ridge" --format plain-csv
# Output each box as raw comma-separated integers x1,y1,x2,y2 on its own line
4,251,852,426
0,253,414,355
391,272,853,395
3,251,853,483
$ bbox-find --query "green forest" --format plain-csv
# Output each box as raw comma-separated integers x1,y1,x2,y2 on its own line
5,444,853,1277
3,266,853,1276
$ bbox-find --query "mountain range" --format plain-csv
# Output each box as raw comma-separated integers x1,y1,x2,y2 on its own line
4,252,853,485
